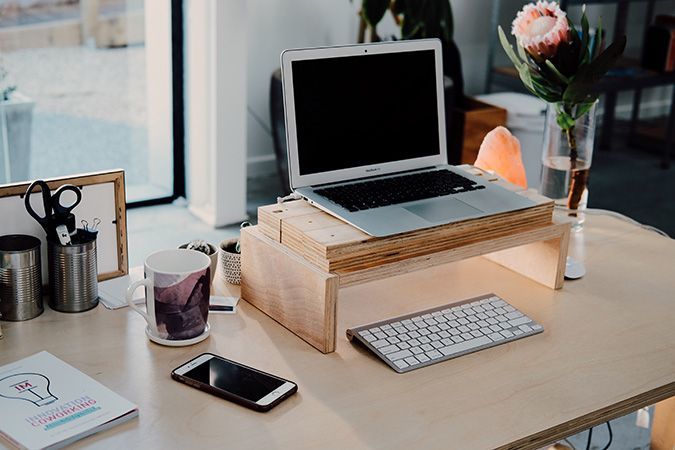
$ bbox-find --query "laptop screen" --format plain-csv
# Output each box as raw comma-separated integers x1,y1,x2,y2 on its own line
291,49,441,176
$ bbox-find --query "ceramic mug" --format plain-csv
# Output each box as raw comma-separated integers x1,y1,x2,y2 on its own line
127,249,211,342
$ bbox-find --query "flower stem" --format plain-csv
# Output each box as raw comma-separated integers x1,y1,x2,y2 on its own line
565,125,588,212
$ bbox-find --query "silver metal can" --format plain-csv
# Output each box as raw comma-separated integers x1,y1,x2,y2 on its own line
0,234,43,321
48,233,98,313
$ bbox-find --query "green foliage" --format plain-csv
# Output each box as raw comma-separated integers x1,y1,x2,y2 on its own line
358,0,454,46
498,7,626,130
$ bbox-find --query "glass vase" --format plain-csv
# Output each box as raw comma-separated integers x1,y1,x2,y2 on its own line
539,101,597,231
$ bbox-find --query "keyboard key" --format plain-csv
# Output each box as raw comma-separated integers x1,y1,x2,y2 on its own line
513,330,524,336
386,349,413,361
408,338,421,346
431,341,444,349
457,318,469,325
420,344,434,352
379,345,399,355
500,330,514,338
409,331,421,338
362,334,376,342
405,356,419,366
431,311,442,317
371,339,388,348
374,332,387,339
418,336,431,344
387,336,401,344
460,333,473,340
399,342,411,349
370,327,381,334
381,324,392,330
458,325,470,333
385,329,397,337
532,324,543,331
410,346,423,355
395,326,407,334
508,316,532,327
470,330,483,338
394,360,409,370
418,329,431,336
441,338,453,345
391,321,402,327
519,325,533,332
428,333,441,341
427,350,443,360
428,325,441,333
440,336,491,356
488,333,504,341
438,330,450,338
438,323,450,330
451,336,464,343
505,311,523,320
416,354,430,363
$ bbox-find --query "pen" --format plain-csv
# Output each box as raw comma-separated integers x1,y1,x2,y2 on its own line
209,305,234,312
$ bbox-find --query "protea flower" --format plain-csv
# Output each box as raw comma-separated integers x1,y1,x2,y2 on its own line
498,1,626,210
511,1,570,59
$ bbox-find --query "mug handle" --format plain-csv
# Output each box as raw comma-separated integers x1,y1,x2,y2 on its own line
127,279,153,325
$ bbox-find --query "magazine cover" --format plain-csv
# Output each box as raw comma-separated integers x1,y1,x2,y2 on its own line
0,351,138,450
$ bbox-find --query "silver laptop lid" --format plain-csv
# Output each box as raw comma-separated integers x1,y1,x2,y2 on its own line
281,39,448,190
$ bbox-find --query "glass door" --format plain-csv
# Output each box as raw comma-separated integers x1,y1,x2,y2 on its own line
0,0,184,205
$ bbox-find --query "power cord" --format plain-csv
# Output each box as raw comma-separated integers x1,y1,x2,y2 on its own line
554,206,671,238
601,421,613,450
585,427,593,450
276,192,302,204
581,421,613,450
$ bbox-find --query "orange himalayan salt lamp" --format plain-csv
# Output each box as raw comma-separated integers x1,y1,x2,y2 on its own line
474,126,528,189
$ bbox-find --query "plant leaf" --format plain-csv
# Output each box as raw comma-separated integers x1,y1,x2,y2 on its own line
545,60,571,85
362,0,390,28
580,8,590,64
498,26,523,69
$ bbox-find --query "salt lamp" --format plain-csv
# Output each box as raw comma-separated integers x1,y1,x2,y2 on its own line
474,126,528,189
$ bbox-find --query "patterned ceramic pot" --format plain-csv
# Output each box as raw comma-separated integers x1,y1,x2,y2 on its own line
219,238,241,285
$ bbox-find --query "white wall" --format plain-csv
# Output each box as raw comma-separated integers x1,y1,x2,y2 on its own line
244,0,675,178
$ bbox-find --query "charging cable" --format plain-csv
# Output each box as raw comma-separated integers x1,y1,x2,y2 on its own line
554,206,670,238
277,192,302,204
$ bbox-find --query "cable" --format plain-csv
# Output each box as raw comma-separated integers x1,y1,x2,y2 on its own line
276,192,302,204
600,421,613,450
554,205,671,238
563,438,577,450
585,426,593,450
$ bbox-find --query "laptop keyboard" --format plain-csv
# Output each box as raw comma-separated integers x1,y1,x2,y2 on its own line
313,169,485,212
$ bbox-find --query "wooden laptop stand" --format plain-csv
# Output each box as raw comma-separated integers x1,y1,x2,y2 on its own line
241,166,570,353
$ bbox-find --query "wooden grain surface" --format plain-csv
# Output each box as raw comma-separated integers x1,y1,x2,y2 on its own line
257,166,554,274
0,215,673,450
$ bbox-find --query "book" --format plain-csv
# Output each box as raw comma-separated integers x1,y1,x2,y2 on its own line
0,352,138,450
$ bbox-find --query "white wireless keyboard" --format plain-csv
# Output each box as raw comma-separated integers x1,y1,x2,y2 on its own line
346,293,543,373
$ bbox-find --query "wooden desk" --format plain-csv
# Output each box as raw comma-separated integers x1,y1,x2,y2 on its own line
1,215,674,449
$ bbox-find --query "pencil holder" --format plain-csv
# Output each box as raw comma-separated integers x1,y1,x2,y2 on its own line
48,230,98,313
0,234,43,321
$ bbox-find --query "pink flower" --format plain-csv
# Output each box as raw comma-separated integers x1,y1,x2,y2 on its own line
511,1,570,59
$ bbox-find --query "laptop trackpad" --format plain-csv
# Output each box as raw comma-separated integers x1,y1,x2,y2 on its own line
404,198,483,223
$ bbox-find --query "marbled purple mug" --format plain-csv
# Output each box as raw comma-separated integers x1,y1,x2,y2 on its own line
126,249,211,342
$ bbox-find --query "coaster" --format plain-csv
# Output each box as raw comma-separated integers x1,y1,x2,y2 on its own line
145,323,210,347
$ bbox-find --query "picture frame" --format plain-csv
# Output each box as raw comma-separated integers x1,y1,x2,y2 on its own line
0,169,128,281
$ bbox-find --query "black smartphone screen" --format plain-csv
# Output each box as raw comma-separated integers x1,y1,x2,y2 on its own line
183,356,286,402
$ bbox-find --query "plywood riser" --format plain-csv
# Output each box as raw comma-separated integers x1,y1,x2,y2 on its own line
241,220,569,354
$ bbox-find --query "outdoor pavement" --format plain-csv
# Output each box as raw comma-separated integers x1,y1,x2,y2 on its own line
2,45,151,199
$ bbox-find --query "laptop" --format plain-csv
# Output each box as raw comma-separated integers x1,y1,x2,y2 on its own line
281,39,535,237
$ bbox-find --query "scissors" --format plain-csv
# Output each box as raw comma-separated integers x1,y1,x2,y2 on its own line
24,180,82,239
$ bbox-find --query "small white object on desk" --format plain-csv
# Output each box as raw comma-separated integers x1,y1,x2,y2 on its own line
564,257,586,280
209,296,239,314
98,266,145,309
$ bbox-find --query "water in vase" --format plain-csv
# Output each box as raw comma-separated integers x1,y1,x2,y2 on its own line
540,156,589,230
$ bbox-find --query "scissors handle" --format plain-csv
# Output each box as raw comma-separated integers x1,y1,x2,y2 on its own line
24,180,53,229
51,185,82,218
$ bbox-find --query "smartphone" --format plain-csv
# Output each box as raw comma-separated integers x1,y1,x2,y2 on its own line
171,353,297,412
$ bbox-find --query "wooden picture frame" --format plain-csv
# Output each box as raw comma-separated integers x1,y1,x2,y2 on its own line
0,170,128,281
